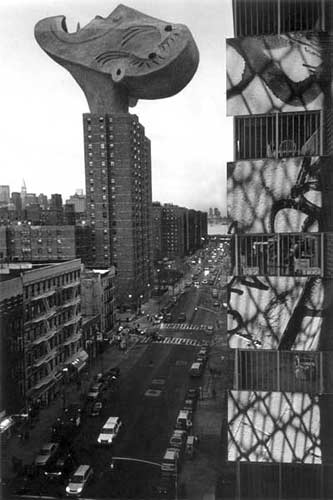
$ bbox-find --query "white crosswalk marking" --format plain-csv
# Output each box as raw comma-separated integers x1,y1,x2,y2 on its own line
139,335,201,347
161,323,207,332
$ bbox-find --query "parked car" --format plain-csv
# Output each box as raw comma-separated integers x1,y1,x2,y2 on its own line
186,387,200,403
90,402,103,417
175,410,192,431
155,476,175,496
34,442,59,467
183,398,196,412
161,448,180,477
65,464,93,497
169,429,187,457
185,435,199,459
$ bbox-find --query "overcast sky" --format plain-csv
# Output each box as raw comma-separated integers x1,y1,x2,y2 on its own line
1,0,233,214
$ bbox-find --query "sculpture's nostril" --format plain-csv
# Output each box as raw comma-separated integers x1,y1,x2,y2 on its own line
148,53,157,59
165,25,172,32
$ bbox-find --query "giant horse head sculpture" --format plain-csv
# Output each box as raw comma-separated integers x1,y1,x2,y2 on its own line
35,4,199,113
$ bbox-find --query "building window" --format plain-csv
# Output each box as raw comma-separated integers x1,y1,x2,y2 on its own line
233,0,324,36
235,111,321,160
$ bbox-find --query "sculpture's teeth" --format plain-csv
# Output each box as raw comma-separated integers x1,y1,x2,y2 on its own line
76,22,81,32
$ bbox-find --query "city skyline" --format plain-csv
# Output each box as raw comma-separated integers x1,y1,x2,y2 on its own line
1,0,233,214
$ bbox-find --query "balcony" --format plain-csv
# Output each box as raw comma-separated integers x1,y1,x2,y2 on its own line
30,289,56,302
26,307,57,324
63,331,82,346
61,279,80,290
61,296,80,309
32,346,58,368
232,233,324,277
62,314,82,328
32,327,58,345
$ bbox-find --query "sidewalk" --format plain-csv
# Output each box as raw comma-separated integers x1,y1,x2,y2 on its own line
1,334,147,483
179,335,232,500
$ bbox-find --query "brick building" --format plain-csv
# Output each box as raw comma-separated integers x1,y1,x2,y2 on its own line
2,224,91,265
152,202,207,261
0,260,83,413
83,113,153,308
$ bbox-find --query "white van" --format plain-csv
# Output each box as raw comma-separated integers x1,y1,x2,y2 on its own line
65,464,93,496
175,410,192,431
161,448,179,476
97,416,122,445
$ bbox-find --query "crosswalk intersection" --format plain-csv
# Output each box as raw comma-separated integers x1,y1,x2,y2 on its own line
161,323,207,331
140,336,201,346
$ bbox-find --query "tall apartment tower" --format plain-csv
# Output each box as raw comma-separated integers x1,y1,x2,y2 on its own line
224,1,333,498
83,113,153,306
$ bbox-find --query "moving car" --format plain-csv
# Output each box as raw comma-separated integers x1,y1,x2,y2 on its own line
189,361,204,377
197,347,208,361
44,452,76,482
206,325,214,334
65,464,93,497
90,402,103,417
87,383,102,400
177,312,186,323
34,442,59,467
97,416,122,445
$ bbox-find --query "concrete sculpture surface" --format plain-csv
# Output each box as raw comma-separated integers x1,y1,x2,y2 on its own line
35,4,199,113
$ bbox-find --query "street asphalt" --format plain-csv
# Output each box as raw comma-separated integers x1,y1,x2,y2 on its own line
1,293,230,500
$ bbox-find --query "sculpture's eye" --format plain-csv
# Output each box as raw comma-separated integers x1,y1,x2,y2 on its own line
165,25,172,32
148,53,157,59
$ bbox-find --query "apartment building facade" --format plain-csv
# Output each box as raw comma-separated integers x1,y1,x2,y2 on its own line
224,1,333,498
83,113,153,308
0,260,84,413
